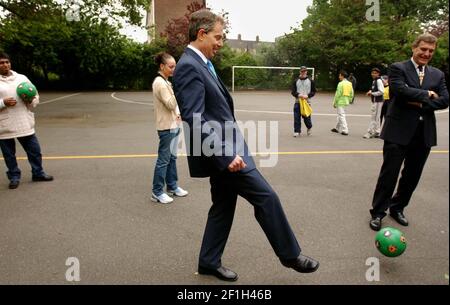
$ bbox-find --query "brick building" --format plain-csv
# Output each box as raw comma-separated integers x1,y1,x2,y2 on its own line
146,0,206,42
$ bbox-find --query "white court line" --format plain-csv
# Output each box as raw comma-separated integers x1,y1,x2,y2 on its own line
40,93,82,105
237,108,449,117
235,109,371,117
111,92,153,106
109,93,449,116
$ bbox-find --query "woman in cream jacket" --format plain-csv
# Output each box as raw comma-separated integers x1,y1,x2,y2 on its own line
151,52,188,204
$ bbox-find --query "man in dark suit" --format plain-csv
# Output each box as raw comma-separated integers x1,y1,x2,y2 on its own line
173,9,319,281
369,33,449,231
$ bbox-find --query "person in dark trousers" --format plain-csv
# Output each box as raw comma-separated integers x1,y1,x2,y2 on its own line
173,9,319,281
348,73,357,104
369,33,449,231
290,66,316,137
379,75,390,126
0,52,53,189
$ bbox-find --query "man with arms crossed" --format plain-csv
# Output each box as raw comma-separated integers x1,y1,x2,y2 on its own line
369,33,449,231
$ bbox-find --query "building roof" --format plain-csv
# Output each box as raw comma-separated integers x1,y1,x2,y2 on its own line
226,35,273,52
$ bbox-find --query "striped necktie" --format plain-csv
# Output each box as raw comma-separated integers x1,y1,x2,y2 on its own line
207,60,217,79
418,65,424,85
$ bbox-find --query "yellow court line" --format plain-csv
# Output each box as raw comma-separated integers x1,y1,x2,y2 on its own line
3,150,448,161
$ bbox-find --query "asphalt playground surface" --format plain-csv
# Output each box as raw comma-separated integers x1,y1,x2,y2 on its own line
0,91,448,285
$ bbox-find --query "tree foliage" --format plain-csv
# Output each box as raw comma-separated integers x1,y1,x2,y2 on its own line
267,0,449,90
164,1,205,59
164,1,230,59
0,0,150,25
0,0,167,90
1,1,447,91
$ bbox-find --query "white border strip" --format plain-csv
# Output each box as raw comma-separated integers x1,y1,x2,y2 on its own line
111,92,153,106
40,93,82,105
109,92,449,116
235,109,371,117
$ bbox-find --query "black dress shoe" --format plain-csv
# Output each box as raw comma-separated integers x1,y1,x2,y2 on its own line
280,254,319,273
390,211,409,226
331,128,339,133
8,180,20,189
198,266,238,282
32,174,54,182
369,217,382,231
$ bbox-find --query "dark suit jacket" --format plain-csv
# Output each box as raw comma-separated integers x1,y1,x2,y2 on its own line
381,60,449,147
173,47,256,177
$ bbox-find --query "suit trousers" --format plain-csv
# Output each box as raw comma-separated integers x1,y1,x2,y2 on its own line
199,168,301,269
370,122,430,218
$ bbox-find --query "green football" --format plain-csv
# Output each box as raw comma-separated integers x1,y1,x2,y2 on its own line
375,227,407,257
16,81,37,103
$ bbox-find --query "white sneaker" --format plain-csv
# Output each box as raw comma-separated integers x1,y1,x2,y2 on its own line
307,129,312,136
151,192,174,204
168,187,188,197
363,133,373,139
293,132,300,137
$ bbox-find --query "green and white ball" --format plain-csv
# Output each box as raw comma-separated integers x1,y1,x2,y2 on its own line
16,82,37,103
375,227,407,257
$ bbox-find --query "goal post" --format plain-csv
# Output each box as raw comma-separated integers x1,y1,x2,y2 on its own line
231,66,315,92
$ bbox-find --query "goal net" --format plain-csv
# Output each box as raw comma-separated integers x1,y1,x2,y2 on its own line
232,66,315,92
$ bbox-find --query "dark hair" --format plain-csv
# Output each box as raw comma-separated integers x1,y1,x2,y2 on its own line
371,67,381,74
0,52,10,60
412,33,438,48
154,52,173,66
188,9,225,42
339,70,348,78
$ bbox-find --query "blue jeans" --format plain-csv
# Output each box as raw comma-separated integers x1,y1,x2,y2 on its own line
152,128,180,196
293,102,312,133
0,134,45,181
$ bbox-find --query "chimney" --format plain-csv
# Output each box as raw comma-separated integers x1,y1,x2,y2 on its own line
238,34,242,41
256,35,259,43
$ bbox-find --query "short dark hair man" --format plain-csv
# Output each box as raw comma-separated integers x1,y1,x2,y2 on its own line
363,67,384,139
0,52,53,189
369,33,449,231
173,9,319,281
290,66,316,137
331,70,353,136
348,73,357,104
